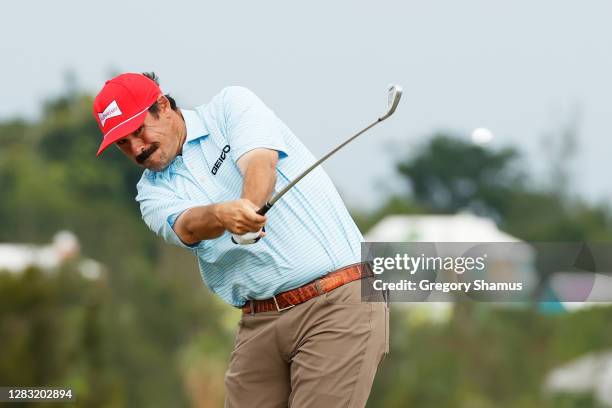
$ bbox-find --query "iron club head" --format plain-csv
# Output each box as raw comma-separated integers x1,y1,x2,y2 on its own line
380,84,402,120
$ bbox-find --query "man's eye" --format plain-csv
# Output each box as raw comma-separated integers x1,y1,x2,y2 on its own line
117,139,127,146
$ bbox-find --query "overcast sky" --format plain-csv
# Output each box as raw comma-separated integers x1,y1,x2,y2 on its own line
2,0,611,209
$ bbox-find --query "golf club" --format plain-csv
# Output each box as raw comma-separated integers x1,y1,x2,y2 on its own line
232,84,403,245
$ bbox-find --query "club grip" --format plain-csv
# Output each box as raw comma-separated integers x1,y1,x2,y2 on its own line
257,202,273,216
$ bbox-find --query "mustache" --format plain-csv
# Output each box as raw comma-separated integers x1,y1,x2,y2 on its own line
136,142,160,164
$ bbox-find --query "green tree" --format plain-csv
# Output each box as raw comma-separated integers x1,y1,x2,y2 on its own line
396,134,523,219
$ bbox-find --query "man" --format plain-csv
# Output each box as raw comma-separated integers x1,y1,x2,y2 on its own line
93,72,388,407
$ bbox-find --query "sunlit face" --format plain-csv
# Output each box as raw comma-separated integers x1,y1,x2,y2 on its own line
115,96,184,171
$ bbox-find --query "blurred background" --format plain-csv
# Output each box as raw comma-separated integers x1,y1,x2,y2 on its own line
2,0,612,407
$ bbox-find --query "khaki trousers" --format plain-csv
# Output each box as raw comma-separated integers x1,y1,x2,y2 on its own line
224,278,389,408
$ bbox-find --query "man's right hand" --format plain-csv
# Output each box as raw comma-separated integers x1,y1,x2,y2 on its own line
216,199,267,235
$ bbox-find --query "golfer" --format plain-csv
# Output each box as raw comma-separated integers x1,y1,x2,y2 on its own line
93,72,388,407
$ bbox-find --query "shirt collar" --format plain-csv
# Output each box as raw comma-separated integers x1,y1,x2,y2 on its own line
181,108,209,143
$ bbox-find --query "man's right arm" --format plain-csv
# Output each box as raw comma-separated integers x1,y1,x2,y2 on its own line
173,199,267,245
137,174,266,249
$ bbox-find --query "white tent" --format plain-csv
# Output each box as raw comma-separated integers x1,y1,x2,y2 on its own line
364,213,536,321
366,213,521,242
545,351,612,406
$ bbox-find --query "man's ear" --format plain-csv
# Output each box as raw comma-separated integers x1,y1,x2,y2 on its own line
158,95,170,113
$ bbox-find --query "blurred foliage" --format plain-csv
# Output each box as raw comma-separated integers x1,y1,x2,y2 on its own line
369,133,612,242
1,87,611,407
370,303,612,408
358,132,612,407
0,92,233,407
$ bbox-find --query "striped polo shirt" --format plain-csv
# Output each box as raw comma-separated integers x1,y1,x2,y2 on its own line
135,86,363,307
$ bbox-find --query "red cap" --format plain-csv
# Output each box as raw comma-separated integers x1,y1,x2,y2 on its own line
93,73,162,156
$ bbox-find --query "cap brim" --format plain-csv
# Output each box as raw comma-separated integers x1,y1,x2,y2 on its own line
96,109,149,156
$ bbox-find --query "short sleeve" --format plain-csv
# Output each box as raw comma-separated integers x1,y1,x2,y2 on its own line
221,86,289,161
136,174,204,251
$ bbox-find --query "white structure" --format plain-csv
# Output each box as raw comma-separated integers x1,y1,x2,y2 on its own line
364,213,536,322
545,351,612,406
366,213,520,242
0,231,102,280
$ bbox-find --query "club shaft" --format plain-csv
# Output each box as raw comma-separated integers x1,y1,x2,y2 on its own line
257,117,384,215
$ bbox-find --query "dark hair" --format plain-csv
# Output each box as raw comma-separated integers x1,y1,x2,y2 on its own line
142,72,178,117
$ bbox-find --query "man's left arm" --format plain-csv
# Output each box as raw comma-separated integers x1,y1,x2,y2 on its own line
237,148,279,208
221,86,287,208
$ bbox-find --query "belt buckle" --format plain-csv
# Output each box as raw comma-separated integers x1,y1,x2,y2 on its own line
272,294,295,312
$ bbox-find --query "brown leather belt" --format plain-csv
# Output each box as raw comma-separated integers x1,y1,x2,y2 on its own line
242,263,373,315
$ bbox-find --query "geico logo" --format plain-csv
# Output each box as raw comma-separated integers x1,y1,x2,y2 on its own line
212,145,231,175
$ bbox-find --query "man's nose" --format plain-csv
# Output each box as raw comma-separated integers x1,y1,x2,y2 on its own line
127,137,146,155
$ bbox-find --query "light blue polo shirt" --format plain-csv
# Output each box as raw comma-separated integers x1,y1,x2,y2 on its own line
136,86,363,307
